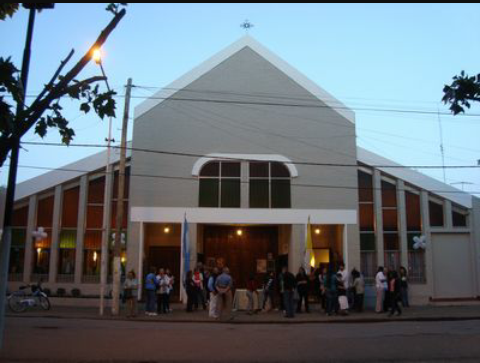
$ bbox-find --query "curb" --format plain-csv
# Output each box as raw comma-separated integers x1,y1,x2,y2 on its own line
7,313,480,325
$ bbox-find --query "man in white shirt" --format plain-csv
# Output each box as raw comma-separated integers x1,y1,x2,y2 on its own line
375,266,386,313
338,263,351,309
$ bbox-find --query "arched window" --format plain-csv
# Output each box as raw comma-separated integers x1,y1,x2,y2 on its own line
199,161,241,208
249,162,291,208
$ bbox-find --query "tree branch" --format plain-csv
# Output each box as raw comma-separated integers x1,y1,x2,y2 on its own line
32,49,75,107
18,8,126,137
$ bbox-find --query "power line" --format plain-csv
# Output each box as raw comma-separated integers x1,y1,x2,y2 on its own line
6,89,480,118
126,94,480,118
8,163,480,195
18,141,480,169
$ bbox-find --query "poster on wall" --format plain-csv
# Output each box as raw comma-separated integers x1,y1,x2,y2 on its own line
256,259,267,273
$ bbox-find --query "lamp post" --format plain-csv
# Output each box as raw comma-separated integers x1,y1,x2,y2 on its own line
0,3,54,350
92,48,114,315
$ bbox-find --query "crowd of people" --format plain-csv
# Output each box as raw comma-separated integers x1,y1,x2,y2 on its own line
121,261,410,319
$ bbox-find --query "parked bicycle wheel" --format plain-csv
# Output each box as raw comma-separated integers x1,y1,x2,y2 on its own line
8,293,27,313
39,295,51,310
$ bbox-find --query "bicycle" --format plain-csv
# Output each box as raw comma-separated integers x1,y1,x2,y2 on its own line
8,281,51,313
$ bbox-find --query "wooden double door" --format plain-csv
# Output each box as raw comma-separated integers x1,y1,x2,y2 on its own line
203,225,278,288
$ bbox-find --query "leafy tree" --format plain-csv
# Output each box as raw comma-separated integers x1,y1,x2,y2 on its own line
442,71,480,115
0,3,127,167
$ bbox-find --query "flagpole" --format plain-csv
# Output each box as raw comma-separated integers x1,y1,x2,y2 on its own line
180,215,185,303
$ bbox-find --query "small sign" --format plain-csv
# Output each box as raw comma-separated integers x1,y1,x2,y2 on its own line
257,259,267,273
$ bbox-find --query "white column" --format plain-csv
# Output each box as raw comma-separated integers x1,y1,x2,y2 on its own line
420,190,434,298
74,176,88,285
288,224,304,273
48,185,63,284
241,161,249,208
23,195,37,283
444,200,453,229
137,222,144,301
397,180,408,269
373,169,384,267
343,225,349,270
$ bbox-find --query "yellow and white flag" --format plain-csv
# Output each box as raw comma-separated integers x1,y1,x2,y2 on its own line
304,217,315,273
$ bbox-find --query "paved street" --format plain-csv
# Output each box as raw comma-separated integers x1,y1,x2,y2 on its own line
2,316,480,362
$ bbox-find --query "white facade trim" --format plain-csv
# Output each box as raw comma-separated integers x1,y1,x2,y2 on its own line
134,35,355,123
191,153,299,177
130,207,357,225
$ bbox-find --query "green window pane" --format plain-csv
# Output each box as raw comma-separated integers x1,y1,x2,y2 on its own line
199,179,219,207
11,228,26,248
59,230,77,249
360,233,376,251
384,233,399,251
271,179,291,208
250,179,269,208
220,179,240,208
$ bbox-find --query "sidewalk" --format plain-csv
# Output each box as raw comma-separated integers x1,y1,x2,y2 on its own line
6,302,480,324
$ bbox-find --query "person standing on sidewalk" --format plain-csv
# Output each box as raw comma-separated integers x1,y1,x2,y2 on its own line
215,267,234,320
193,267,206,310
145,267,158,316
208,267,220,318
400,266,409,307
246,273,259,315
165,268,174,313
262,272,275,311
296,267,310,313
375,266,386,313
325,264,338,316
185,270,196,312
123,270,138,318
352,270,365,312
282,266,296,318
388,270,402,317
156,268,169,314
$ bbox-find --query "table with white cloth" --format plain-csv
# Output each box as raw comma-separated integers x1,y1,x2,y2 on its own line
232,289,264,311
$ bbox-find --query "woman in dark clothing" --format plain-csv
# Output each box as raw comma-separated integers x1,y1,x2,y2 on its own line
389,270,402,316
399,266,409,307
185,270,197,312
296,267,310,313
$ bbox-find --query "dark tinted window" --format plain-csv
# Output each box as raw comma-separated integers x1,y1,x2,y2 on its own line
249,162,269,178
429,200,444,227
200,162,220,177
358,171,373,202
199,179,219,207
271,179,291,208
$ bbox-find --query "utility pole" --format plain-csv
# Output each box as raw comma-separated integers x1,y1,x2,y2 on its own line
111,78,132,315
0,4,53,349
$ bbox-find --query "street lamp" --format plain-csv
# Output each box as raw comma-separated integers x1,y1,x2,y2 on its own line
91,47,115,316
91,48,111,92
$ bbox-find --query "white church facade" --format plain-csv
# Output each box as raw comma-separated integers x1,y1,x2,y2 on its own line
5,36,480,304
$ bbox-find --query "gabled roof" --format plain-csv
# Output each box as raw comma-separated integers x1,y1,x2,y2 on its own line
357,147,472,209
134,35,355,123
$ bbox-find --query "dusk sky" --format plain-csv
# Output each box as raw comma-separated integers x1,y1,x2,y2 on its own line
1,3,479,194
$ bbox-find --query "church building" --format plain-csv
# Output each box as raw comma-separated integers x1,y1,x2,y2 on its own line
6,36,480,304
